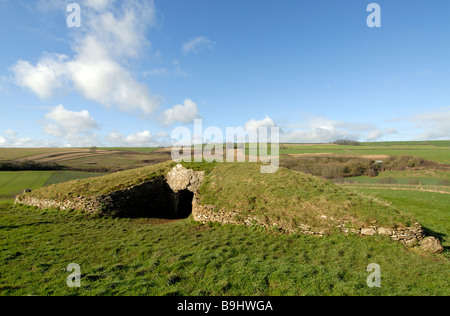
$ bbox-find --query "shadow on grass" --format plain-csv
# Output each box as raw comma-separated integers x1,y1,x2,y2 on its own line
0,221,53,230
422,226,447,243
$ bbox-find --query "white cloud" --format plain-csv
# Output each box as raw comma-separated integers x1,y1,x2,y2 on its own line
12,53,69,98
83,0,110,11
410,107,450,140
42,105,99,147
11,0,160,116
0,129,58,148
44,104,98,136
277,116,403,143
244,115,276,132
67,37,160,115
366,128,398,141
83,0,155,58
125,131,154,146
281,128,349,144
105,130,168,147
182,36,215,55
160,99,201,126
280,117,362,143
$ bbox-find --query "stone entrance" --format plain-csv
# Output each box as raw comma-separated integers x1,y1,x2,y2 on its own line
176,190,195,219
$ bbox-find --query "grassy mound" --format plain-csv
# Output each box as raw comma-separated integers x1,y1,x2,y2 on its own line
196,163,415,232
20,161,416,233
22,161,175,201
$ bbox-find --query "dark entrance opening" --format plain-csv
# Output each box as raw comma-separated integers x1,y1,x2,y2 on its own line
176,190,195,219
105,178,195,219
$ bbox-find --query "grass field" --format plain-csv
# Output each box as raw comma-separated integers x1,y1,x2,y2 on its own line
353,189,450,250
0,171,52,198
0,200,448,296
343,169,450,186
279,141,450,164
0,171,107,199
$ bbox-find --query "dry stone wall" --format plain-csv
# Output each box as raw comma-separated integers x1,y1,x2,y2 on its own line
16,177,182,219
192,196,427,246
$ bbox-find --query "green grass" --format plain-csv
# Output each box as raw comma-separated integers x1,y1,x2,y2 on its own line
43,171,108,186
0,200,448,296
352,189,450,250
348,177,446,186
341,169,450,186
0,171,53,198
377,170,450,180
23,161,175,201
361,140,450,147
198,163,416,231
0,171,109,199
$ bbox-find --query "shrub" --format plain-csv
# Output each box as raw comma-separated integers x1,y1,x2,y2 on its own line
382,155,425,171
365,168,378,177
334,139,361,146
280,154,431,180
0,160,63,171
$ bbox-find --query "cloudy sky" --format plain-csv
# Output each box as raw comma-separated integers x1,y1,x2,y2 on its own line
0,0,449,147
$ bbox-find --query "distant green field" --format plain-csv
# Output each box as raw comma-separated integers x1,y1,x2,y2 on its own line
341,169,450,186
0,171,53,198
0,171,106,198
279,141,450,164
361,141,450,147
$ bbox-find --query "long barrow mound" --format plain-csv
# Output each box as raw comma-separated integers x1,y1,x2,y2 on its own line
15,161,443,253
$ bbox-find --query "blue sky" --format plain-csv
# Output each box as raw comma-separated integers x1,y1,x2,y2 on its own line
0,0,449,147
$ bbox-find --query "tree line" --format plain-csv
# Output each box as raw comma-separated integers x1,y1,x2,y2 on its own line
0,160,63,171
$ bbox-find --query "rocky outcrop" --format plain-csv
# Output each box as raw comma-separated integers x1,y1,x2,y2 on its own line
166,164,205,193
420,237,445,254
